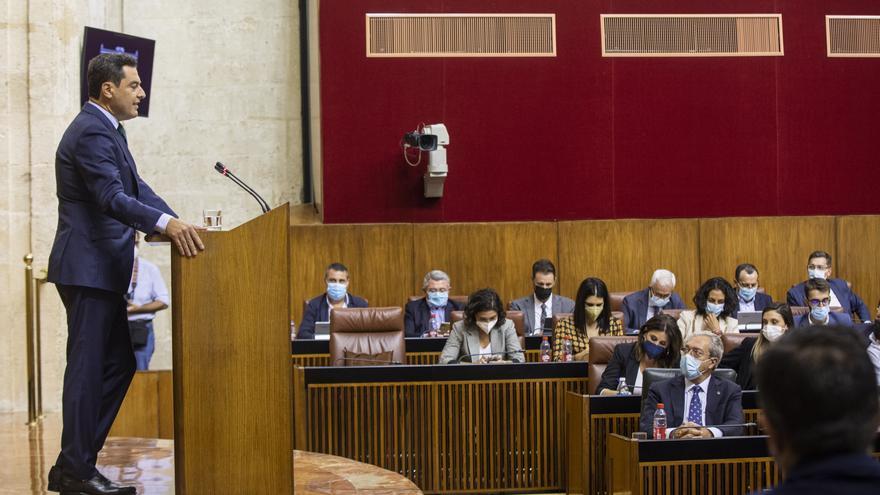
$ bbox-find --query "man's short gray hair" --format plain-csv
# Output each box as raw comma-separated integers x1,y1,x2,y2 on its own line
422,270,451,290
686,332,724,361
650,269,677,288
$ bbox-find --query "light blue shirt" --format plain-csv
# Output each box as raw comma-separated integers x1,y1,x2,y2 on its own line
127,256,170,321
88,101,171,233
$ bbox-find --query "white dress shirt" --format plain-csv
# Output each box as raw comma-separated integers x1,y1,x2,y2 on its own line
127,257,170,322
668,375,723,438
88,101,171,232
534,294,553,331
868,333,880,387
829,288,842,309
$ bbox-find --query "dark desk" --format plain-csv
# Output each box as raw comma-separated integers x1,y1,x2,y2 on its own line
607,434,880,495
565,391,760,495
292,335,547,366
293,362,588,494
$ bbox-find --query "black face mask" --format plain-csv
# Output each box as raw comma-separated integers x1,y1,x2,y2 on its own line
534,286,552,302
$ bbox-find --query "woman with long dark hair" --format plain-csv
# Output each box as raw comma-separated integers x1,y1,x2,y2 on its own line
678,277,739,339
596,314,683,395
551,277,623,361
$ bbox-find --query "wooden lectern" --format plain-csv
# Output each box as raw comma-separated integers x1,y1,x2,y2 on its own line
167,205,293,494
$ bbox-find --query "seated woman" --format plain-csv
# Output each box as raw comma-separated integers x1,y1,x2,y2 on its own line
552,277,623,361
595,314,682,395
439,288,525,364
678,277,739,340
719,302,794,390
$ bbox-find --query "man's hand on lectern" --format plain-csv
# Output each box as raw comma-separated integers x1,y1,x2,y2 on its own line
166,218,206,257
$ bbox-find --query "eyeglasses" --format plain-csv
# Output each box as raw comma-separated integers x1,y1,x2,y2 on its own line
807,264,829,271
426,288,449,294
681,347,708,360
809,298,831,307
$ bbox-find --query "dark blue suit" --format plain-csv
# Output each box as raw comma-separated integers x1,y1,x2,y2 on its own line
297,293,369,339
769,453,880,495
622,288,686,334
47,103,176,479
794,311,853,328
733,291,773,317
404,298,464,337
640,375,745,438
787,278,870,322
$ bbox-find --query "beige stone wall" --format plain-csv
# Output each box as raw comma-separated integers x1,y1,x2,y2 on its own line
0,0,302,411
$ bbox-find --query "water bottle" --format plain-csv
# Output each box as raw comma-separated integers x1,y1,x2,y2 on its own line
616,377,631,396
653,403,667,440
563,337,573,362
540,336,552,362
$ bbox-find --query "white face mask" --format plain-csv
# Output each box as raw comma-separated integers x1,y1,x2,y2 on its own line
476,319,497,334
808,268,827,280
762,325,785,342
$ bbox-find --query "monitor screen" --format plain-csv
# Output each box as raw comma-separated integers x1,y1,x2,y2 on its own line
81,26,155,117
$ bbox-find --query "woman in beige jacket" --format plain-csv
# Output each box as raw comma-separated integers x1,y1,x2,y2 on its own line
678,277,739,340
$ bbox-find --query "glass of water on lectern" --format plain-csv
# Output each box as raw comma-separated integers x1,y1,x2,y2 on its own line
203,209,222,231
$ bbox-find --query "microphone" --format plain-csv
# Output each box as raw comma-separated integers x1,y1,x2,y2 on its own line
455,352,508,364
334,357,401,366
214,162,270,213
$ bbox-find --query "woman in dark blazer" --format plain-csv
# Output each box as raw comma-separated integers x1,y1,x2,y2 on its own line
595,314,683,395
720,302,794,390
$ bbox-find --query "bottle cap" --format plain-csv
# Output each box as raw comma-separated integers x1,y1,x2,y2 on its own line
657,403,665,409
542,335,548,340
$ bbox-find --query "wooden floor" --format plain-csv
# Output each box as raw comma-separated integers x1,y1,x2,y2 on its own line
0,412,422,494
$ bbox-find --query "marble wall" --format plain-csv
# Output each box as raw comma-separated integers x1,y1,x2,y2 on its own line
0,0,303,411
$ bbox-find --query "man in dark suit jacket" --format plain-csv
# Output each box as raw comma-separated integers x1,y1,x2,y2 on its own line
297,262,368,339
757,326,880,495
46,54,204,494
641,333,744,438
732,263,773,317
786,250,870,322
793,278,854,328
405,270,464,337
622,269,686,334
509,259,575,335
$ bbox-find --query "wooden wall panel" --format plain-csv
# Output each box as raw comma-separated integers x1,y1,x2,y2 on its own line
699,217,837,305
837,216,880,317
110,371,159,438
412,223,558,306
558,220,700,306
290,224,414,325
158,370,174,439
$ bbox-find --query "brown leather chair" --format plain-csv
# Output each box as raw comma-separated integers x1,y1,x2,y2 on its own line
721,333,750,354
659,308,684,320
329,307,405,366
587,336,638,395
610,291,634,312
611,310,624,323
790,306,809,316
451,310,464,323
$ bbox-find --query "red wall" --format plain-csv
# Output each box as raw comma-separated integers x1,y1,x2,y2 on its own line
318,1,880,223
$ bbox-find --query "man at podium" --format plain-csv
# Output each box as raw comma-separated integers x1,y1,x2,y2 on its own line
46,53,204,494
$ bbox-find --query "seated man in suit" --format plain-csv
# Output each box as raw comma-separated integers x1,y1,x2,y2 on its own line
757,326,880,495
786,250,870,323
622,269,686,334
640,332,745,438
297,262,368,339
404,270,464,337
793,278,853,328
509,259,575,335
733,262,772,316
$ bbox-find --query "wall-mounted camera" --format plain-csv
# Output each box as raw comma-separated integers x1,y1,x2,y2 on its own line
401,123,449,198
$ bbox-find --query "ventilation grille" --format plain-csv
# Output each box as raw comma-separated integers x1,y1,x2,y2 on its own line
601,14,784,57
366,14,556,57
827,16,880,57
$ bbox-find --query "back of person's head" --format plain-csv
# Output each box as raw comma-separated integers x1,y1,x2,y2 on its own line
464,288,506,327
531,259,556,279
756,326,879,465
635,314,683,368
572,277,612,333
693,277,737,317
803,277,831,298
